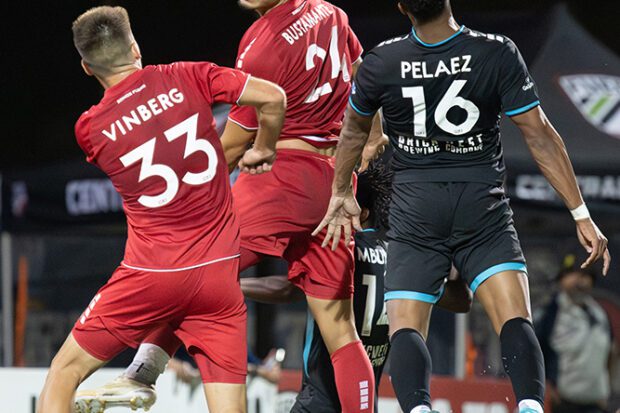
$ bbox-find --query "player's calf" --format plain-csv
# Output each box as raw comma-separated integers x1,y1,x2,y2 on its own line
476,271,545,413
307,296,375,412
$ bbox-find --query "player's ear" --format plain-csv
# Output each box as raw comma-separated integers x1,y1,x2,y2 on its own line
130,42,142,61
81,60,94,77
397,2,408,17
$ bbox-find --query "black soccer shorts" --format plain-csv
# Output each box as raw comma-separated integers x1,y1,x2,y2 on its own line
385,182,526,303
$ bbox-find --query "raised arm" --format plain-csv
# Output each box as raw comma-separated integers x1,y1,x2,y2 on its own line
233,77,286,174
511,106,610,274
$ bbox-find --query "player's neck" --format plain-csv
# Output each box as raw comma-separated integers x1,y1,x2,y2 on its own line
97,64,142,90
412,14,460,45
257,0,288,16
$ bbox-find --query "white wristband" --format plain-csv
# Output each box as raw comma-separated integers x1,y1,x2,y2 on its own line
570,204,590,221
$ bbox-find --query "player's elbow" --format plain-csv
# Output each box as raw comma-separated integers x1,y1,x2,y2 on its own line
264,84,287,113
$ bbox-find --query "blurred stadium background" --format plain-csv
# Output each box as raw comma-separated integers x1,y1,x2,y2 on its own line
1,1,619,412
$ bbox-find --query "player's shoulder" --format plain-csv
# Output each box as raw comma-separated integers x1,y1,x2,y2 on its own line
151,61,212,74
461,27,518,54
318,0,350,23
75,107,95,138
371,33,411,55
359,33,411,73
375,33,411,50
75,106,98,154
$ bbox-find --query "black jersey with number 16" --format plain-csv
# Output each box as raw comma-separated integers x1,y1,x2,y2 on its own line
350,26,540,185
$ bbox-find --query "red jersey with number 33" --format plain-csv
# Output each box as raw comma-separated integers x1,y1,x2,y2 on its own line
228,0,363,147
75,63,250,270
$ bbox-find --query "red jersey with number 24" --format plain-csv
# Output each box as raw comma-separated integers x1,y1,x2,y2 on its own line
228,0,363,147
75,63,250,270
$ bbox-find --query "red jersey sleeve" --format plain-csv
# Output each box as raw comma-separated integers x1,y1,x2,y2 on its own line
347,26,364,63
173,62,251,106
228,36,279,131
75,112,96,165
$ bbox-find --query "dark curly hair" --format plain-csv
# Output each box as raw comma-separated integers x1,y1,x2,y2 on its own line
356,160,394,231
399,0,447,23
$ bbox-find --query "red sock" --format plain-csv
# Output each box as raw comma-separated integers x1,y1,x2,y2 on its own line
331,340,375,413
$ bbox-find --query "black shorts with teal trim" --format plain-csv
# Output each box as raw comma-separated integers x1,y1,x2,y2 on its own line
385,182,526,302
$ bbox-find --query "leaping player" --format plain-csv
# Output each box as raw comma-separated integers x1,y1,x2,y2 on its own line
315,1,611,413
38,6,285,413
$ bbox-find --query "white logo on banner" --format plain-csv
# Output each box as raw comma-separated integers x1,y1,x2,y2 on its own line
559,74,620,138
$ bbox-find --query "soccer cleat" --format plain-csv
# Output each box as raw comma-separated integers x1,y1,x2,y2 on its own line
74,375,156,413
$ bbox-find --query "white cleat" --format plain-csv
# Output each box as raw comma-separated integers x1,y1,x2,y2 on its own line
74,376,156,413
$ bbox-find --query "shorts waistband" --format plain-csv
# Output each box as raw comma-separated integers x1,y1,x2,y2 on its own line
276,148,334,161
121,254,240,273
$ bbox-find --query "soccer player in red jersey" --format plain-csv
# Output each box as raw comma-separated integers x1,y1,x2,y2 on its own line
76,1,386,413
221,2,385,410
37,6,286,413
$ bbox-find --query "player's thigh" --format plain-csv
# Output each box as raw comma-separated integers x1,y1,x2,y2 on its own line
204,383,247,413
233,151,333,259
385,239,452,307
287,227,355,301
177,259,248,384
47,333,106,384
475,270,532,335
451,182,526,294
306,296,358,354
386,181,453,298
71,266,184,361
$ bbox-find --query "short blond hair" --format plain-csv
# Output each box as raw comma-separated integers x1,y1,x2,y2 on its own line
72,6,134,71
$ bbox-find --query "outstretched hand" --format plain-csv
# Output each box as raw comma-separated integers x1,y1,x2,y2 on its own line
576,218,611,275
238,147,276,175
312,192,362,251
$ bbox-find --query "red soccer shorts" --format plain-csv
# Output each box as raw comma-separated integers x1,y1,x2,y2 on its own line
72,258,247,384
233,149,355,299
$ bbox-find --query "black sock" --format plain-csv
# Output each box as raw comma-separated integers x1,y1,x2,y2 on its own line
389,328,432,411
500,317,545,406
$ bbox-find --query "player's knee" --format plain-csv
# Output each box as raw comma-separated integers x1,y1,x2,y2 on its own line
386,299,432,337
321,319,359,353
47,357,84,385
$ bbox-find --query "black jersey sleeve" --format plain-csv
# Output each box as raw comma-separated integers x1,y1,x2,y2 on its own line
349,52,384,116
498,40,540,117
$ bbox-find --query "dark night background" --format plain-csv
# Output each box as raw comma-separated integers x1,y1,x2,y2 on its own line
2,0,619,171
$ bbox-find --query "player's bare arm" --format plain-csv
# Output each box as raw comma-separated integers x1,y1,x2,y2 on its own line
235,77,287,174
359,113,389,173
351,58,389,173
313,106,374,250
511,106,611,274
221,121,257,172
240,276,304,304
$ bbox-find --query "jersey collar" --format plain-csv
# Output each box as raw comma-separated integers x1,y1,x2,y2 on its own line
411,25,465,48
